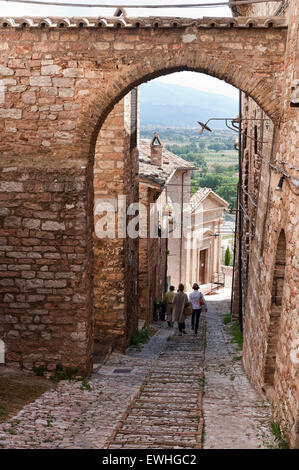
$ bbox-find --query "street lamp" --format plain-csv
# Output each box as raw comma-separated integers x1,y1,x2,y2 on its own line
197,117,271,144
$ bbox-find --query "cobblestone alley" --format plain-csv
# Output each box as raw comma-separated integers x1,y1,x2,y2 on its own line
0,289,276,449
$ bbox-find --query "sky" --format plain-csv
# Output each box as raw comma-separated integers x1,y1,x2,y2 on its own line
0,0,232,18
0,1,239,100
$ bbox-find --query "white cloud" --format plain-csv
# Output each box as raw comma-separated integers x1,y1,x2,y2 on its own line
155,72,239,100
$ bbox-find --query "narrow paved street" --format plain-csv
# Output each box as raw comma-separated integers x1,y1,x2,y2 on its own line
0,290,275,449
203,290,275,449
108,328,205,449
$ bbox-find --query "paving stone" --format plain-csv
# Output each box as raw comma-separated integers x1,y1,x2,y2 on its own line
0,290,276,449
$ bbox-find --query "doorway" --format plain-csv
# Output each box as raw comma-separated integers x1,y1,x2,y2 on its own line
199,249,208,285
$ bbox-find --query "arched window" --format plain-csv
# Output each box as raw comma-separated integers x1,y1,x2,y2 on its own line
264,230,286,386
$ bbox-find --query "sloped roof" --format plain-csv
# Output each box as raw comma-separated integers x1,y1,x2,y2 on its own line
138,139,195,186
190,187,229,211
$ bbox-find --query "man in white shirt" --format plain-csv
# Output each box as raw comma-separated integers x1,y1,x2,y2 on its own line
189,283,208,334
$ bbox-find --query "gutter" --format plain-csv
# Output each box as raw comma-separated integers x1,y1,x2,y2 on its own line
162,165,197,190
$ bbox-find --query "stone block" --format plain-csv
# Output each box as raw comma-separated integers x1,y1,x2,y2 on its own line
0,109,22,119
41,65,61,75
29,76,52,87
0,65,14,76
41,221,65,231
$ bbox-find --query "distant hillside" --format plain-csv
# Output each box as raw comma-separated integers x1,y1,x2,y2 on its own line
140,81,238,128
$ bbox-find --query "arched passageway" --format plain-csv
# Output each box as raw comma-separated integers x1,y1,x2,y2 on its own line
0,13,289,373
0,15,287,166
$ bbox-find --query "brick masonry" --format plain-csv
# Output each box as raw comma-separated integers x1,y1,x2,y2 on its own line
231,0,299,449
0,17,287,170
94,96,138,350
0,166,93,375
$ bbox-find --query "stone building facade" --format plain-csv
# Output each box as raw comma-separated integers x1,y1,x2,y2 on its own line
186,188,229,290
138,136,194,323
230,0,299,449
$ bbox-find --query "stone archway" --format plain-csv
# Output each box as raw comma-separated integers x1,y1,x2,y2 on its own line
0,14,288,375
0,16,287,166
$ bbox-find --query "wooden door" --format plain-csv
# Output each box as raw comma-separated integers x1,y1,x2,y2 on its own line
199,250,207,284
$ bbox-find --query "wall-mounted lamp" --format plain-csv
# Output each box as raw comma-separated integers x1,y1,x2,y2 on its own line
276,176,285,191
234,138,239,150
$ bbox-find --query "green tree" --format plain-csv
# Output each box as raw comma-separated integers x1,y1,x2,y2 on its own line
224,246,231,266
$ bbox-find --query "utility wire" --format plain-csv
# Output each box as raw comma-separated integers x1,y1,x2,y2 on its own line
0,0,282,10
239,202,256,227
241,185,257,207
164,182,238,187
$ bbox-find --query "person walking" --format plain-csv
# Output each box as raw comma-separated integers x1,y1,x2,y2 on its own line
163,285,175,327
189,283,208,334
172,283,190,336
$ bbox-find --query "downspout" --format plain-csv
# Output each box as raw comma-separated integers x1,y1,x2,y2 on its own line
238,90,243,332
165,186,168,291
230,190,238,315
180,171,187,283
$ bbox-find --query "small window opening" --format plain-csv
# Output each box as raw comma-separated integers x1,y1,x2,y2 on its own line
0,340,5,364
254,125,258,154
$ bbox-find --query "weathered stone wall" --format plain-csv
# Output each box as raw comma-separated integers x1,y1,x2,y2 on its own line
0,17,288,171
94,95,139,350
232,0,299,449
138,183,150,322
0,166,94,375
138,182,167,324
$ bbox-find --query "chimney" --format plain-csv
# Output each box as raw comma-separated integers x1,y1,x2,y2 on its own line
150,133,163,167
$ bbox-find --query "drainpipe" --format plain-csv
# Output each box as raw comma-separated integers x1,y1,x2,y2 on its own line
238,90,243,332
165,186,168,291
179,171,187,283
231,188,238,315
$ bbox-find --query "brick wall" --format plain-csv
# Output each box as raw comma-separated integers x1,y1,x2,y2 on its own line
0,19,287,169
0,166,93,375
232,0,299,449
93,95,139,350
139,182,167,324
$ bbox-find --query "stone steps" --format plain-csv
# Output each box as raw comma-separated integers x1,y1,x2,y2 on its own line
107,319,205,449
